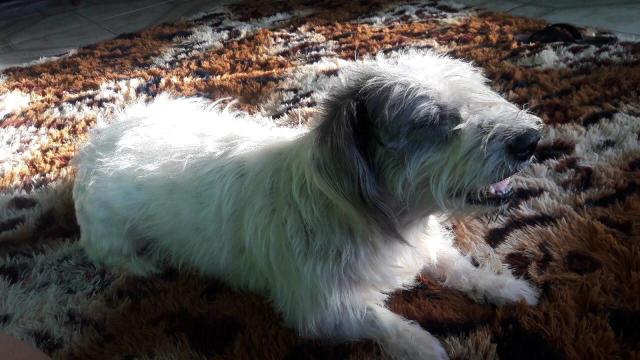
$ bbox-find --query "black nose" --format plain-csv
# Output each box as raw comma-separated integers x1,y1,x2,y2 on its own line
507,129,541,161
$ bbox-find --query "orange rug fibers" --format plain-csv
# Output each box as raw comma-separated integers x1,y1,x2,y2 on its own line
1,1,639,359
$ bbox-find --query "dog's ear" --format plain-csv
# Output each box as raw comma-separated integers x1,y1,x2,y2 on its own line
313,90,403,241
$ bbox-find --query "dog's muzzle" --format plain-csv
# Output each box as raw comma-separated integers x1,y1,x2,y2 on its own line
507,129,540,162
468,128,541,206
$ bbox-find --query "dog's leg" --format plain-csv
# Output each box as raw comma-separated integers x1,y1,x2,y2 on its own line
76,208,160,276
82,231,160,276
420,217,538,305
363,304,449,360
319,302,449,360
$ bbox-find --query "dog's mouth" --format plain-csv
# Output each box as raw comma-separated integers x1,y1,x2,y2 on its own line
488,178,513,198
466,177,514,206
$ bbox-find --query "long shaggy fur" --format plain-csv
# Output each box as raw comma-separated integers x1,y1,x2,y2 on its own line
73,50,542,359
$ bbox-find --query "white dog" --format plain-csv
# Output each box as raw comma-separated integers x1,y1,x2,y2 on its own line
73,50,542,359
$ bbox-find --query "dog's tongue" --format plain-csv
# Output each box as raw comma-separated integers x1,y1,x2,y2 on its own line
489,178,512,196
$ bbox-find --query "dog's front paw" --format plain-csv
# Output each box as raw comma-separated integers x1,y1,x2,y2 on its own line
383,325,449,360
387,341,449,360
424,339,449,360
486,274,539,306
510,277,540,305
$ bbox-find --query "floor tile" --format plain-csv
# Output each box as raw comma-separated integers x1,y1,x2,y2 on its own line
89,0,227,35
11,26,113,52
453,0,494,7
455,0,531,12
0,13,48,45
37,0,85,16
521,0,637,8
508,4,555,18
168,0,234,21
6,11,110,47
0,44,13,64
475,0,525,12
0,46,72,69
540,4,640,35
81,0,167,4
0,0,47,21
74,0,172,22
93,2,184,35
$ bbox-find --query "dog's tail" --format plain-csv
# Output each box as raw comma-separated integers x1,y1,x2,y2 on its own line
0,179,78,255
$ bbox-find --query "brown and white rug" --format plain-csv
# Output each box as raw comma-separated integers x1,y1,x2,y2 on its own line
1,1,639,359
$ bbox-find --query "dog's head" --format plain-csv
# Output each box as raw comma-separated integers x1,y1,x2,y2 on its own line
312,50,542,238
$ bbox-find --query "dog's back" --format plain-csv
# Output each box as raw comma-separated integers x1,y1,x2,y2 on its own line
73,96,306,277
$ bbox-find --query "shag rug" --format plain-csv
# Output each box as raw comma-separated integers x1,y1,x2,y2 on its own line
1,1,639,359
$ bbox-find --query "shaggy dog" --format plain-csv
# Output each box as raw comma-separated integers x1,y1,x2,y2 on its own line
73,51,542,359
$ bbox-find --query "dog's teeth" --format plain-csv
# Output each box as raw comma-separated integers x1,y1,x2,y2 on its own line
489,178,511,197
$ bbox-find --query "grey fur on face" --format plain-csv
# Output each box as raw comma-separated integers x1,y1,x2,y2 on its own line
312,52,542,235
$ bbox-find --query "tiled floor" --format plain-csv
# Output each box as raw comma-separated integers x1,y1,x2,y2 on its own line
457,0,640,40
0,0,639,69
0,0,233,69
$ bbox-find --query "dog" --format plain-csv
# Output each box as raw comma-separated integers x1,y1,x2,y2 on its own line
73,50,542,359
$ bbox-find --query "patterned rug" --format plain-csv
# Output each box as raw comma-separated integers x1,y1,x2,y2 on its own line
1,1,639,359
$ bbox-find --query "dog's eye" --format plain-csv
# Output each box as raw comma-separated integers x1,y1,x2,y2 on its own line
444,127,461,141
408,120,432,131
421,106,461,132
404,121,454,144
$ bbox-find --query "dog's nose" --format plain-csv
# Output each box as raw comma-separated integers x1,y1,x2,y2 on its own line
507,129,540,161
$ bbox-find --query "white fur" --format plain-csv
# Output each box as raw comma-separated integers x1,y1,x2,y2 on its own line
73,51,540,360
